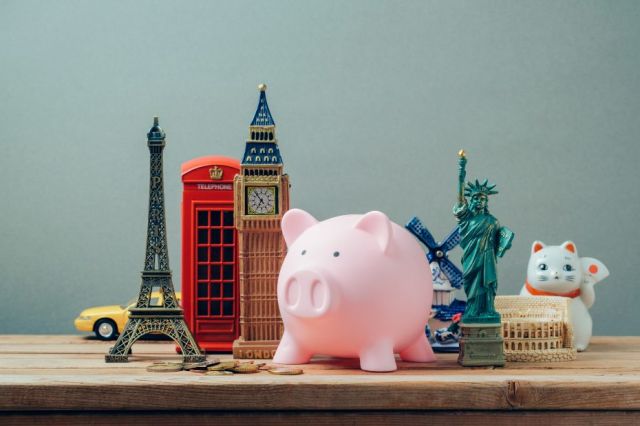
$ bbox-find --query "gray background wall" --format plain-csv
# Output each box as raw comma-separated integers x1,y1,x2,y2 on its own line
1,0,638,335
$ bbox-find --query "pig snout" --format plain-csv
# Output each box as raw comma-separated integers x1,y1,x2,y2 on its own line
281,270,333,318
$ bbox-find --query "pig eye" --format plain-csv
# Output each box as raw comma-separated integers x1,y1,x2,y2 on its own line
301,250,306,255
333,251,340,257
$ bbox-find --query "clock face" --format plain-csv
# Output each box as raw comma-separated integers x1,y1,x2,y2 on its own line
247,186,277,215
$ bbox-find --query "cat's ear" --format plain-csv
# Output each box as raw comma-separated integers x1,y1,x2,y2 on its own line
581,257,610,285
531,241,546,253
561,241,577,255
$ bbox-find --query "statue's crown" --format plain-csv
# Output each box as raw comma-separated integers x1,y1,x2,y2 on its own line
465,179,498,197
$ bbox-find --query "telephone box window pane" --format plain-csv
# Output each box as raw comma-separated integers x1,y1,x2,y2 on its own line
223,264,234,280
210,265,221,280
197,247,208,262
223,246,234,262
210,301,221,316
197,211,208,226
197,283,208,298
198,229,208,243
223,300,233,316
223,282,233,298
197,265,208,280
223,229,234,244
211,247,221,262
197,301,208,316
211,282,221,298
223,211,234,226
211,230,221,244
211,211,221,226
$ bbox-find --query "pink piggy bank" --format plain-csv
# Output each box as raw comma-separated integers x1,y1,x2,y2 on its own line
273,209,436,372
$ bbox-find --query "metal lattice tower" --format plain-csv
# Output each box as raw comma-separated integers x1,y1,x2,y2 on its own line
106,117,205,363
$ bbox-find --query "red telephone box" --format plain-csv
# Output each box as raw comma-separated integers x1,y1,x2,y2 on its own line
181,156,240,352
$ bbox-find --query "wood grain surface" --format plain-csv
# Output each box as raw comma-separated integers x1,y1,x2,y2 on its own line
1,335,639,423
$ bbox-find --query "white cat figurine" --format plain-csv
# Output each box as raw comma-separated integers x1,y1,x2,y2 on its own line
520,241,609,351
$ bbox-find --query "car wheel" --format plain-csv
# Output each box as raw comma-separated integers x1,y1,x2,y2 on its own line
94,319,118,340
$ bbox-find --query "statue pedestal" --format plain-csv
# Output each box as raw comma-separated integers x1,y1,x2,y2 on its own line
457,322,505,367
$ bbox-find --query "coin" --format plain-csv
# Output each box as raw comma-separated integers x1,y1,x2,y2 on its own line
268,367,303,375
206,370,234,376
184,358,221,370
231,363,259,374
152,361,183,366
146,363,184,373
207,361,238,371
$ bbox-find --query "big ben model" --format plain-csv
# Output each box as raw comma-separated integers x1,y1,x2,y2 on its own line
232,84,290,359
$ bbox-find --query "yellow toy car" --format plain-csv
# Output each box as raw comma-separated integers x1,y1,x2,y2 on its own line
74,292,182,340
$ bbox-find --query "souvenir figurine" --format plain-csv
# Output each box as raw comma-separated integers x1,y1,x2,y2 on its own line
233,84,291,359
105,117,204,363
521,241,609,351
406,217,466,352
454,150,514,367
496,295,577,362
273,209,437,372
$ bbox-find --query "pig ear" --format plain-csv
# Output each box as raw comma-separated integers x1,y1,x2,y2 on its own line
281,209,318,247
561,241,577,255
581,257,609,285
354,211,392,253
532,241,546,253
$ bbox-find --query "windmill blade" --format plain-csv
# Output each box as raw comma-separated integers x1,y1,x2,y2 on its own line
440,226,461,253
439,257,463,289
405,217,437,249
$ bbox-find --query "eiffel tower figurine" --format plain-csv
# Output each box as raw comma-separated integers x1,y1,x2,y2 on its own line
106,117,205,363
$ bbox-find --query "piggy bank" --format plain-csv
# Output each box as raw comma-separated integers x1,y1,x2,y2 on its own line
273,209,436,372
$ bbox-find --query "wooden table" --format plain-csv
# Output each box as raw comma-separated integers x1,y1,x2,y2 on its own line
1,335,639,425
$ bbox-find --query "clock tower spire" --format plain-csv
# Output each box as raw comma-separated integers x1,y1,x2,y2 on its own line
233,84,290,358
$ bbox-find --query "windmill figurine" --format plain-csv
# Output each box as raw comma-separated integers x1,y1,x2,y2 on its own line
406,217,466,352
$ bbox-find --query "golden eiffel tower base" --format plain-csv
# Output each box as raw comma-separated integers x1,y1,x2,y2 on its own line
105,315,205,363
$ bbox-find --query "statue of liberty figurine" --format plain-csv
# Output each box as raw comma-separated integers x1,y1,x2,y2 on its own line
453,150,514,324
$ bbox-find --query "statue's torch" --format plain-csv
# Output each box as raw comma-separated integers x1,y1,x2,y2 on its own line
458,149,467,204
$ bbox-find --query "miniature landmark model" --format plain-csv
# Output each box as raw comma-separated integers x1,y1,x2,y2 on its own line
106,117,205,363
406,217,466,351
233,84,290,359
454,150,513,367
496,296,577,362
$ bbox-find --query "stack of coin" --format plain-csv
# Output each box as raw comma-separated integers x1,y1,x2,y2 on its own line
145,359,304,376
184,358,221,373
146,361,184,373
267,367,304,375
